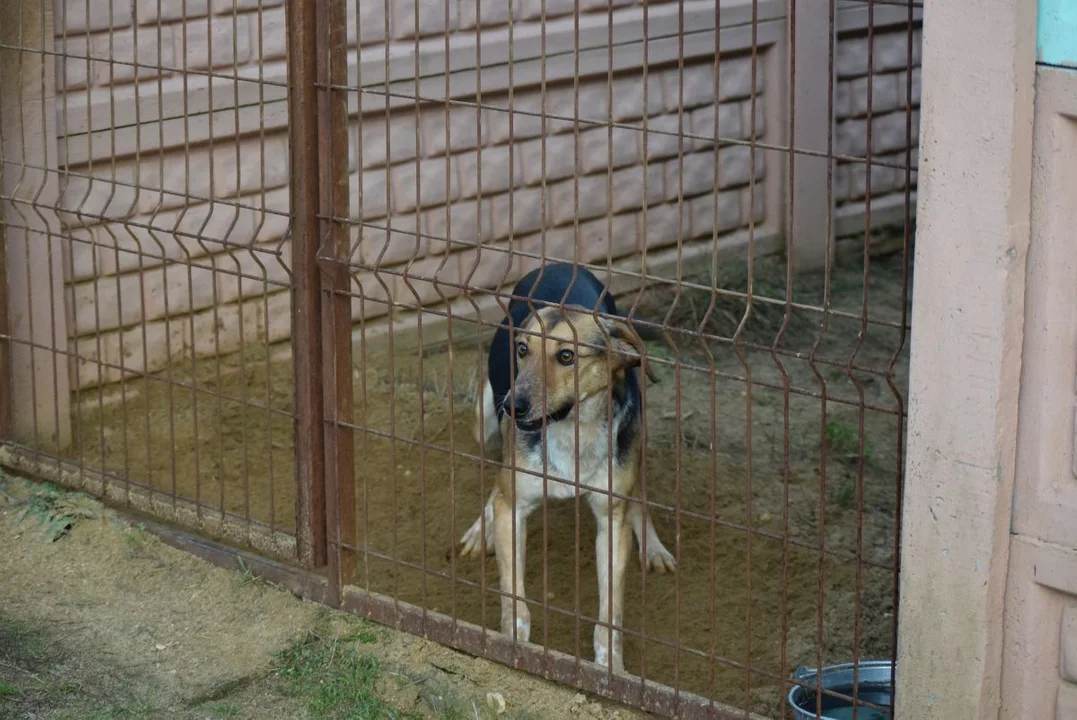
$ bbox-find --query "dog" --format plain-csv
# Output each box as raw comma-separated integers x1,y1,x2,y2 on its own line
456,262,676,672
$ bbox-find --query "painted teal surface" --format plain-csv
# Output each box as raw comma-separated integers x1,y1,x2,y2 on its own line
1038,0,1077,68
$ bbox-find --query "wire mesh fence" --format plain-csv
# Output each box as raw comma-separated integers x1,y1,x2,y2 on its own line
1,0,304,559
0,0,920,716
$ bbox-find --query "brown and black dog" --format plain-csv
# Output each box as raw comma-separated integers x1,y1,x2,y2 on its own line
457,263,675,672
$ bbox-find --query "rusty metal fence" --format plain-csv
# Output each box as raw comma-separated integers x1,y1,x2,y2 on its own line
0,0,920,717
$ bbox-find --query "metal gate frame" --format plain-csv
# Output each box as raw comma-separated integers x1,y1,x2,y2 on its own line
0,0,923,716
283,0,764,716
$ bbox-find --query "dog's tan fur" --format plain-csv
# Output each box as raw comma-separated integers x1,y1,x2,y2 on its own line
457,305,675,672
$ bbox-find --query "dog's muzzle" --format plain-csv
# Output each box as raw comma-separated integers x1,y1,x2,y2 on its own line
509,396,574,432
508,396,540,431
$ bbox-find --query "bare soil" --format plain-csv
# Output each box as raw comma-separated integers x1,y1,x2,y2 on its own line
62,250,912,718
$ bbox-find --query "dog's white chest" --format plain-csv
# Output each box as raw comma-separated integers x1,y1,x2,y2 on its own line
520,421,612,500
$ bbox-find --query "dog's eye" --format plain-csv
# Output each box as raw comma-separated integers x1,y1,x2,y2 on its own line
516,342,528,359
557,349,575,366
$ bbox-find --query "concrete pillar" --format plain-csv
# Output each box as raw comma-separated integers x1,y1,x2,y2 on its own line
785,0,835,272
0,0,72,450
896,0,1036,718
1000,63,1077,720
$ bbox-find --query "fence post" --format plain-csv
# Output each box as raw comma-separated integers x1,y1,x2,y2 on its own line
785,0,835,272
0,0,71,451
0,190,10,440
316,0,356,600
287,0,328,568
897,0,1036,717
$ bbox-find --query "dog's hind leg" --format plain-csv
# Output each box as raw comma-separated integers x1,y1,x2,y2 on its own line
628,500,677,573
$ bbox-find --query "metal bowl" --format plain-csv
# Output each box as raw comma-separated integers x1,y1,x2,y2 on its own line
786,661,894,720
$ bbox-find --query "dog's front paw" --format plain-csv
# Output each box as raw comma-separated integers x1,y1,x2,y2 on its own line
593,627,625,673
502,606,531,643
642,545,677,574
457,516,495,559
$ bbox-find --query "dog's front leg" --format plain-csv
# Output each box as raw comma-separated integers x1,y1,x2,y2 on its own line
590,495,631,673
628,500,677,573
458,487,497,558
493,477,531,643
473,379,502,456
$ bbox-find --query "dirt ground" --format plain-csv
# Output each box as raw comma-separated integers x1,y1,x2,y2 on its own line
61,248,912,717
0,475,648,720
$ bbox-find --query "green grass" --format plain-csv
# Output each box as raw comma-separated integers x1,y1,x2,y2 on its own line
79,700,159,719
199,701,241,718
825,419,874,467
825,420,874,511
234,557,263,588
270,621,541,720
0,619,51,669
831,477,858,511
273,626,401,719
11,481,96,542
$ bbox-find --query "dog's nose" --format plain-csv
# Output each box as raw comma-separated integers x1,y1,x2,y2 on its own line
510,395,531,418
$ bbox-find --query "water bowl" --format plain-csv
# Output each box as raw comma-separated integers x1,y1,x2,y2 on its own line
786,661,894,720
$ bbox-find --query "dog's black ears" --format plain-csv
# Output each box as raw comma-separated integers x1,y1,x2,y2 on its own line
603,318,661,384
626,318,664,344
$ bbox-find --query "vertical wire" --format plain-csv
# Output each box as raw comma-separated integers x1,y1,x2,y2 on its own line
848,3,879,714
775,0,798,707
806,0,840,715
129,0,154,509
704,0,724,708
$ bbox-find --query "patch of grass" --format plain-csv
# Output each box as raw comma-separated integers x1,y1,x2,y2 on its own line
200,700,241,718
1,617,75,718
0,619,51,670
2,615,161,720
230,556,297,596
81,699,158,719
825,420,873,511
234,557,263,589
340,623,379,646
825,419,873,467
270,623,520,719
122,522,154,555
13,482,96,541
831,477,858,511
273,627,397,719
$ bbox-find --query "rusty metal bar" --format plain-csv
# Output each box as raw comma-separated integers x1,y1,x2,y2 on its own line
0,201,10,440
317,0,356,600
286,0,327,569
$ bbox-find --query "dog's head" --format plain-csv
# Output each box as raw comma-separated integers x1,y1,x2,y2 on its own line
505,304,658,432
